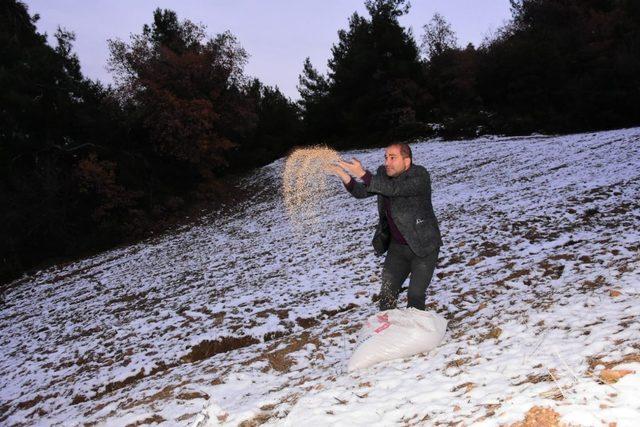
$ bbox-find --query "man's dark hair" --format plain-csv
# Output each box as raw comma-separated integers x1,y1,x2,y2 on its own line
389,143,412,160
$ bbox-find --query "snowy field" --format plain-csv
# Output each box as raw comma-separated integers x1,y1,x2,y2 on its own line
1,127,639,426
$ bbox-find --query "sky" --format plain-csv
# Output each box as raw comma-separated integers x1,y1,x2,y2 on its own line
23,0,513,100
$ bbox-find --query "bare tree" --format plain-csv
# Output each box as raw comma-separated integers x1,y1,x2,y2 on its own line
421,12,457,60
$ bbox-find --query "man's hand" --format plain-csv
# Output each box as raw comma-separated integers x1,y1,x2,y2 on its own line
325,164,352,185
338,158,366,179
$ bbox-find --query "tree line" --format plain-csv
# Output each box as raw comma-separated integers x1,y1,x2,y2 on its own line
2,0,640,284
299,0,640,143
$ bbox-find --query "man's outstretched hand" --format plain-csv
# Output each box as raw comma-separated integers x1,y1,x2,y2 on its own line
325,164,351,185
338,158,366,179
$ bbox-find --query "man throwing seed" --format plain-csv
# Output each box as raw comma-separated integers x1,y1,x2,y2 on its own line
328,143,442,311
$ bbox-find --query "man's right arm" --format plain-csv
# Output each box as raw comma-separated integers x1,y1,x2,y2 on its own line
328,163,374,199
344,175,374,199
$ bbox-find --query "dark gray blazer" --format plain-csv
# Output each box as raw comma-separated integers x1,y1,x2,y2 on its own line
347,164,442,257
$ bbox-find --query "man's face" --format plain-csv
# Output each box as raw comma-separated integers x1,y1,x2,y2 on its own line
384,145,411,177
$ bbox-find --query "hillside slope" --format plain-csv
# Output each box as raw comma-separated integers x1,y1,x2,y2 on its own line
1,128,639,426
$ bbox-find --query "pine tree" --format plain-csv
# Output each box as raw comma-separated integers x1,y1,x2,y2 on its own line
298,0,430,146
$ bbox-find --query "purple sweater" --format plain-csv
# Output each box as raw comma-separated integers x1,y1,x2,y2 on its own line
345,170,408,245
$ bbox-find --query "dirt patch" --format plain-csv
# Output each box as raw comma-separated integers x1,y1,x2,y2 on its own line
538,260,564,279
548,254,575,261
321,303,359,319
262,332,322,373
176,390,210,400
440,253,464,268
600,369,635,384
125,414,165,426
586,353,640,378
97,368,146,399
579,275,608,291
183,336,260,363
107,290,150,306
16,394,49,410
511,406,561,427
255,309,290,320
296,316,320,329
477,241,504,258
467,256,484,266
451,382,474,393
446,358,470,369
239,411,276,427
116,384,181,411
513,372,553,386
263,330,288,342
500,269,530,283
479,327,502,342
523,228,542,243
71,394,88,405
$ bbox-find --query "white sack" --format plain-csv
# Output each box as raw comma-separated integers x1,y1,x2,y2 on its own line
348,308,447,371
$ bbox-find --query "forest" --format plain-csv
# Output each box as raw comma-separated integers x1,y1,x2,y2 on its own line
2,0,639,284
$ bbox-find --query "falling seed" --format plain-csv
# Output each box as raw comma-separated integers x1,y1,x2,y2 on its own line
282,145,342,231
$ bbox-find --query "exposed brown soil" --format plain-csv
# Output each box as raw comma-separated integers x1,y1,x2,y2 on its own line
511,406,561,427
600,369,635,384
97,368,146,399
296,316,320,329
124,414,166,426
183,336,260,363
451,382,475,393
320,302,359,319
513,372,553,386
239,411,275,427
262,332,322,373
263,330,288,342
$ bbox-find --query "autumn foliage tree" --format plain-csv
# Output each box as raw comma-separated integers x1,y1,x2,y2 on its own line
108,9,256,191
1,4,301,285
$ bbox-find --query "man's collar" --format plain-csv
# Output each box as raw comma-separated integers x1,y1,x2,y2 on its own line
396,164,412,179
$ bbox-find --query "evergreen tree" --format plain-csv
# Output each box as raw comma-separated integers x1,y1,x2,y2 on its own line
297,57,333,141
477,0,640,134
231,79,301,169
298,0,431,146
1,0,132,282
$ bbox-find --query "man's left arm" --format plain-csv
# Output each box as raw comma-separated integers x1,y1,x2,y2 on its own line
366,167,429,197
337,159,429,197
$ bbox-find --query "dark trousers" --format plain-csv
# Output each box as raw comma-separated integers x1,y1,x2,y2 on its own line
379,242,439,311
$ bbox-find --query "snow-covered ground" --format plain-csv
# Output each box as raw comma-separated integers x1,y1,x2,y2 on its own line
1,127,639,426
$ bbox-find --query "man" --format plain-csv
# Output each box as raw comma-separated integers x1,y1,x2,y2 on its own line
328,143,442,311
